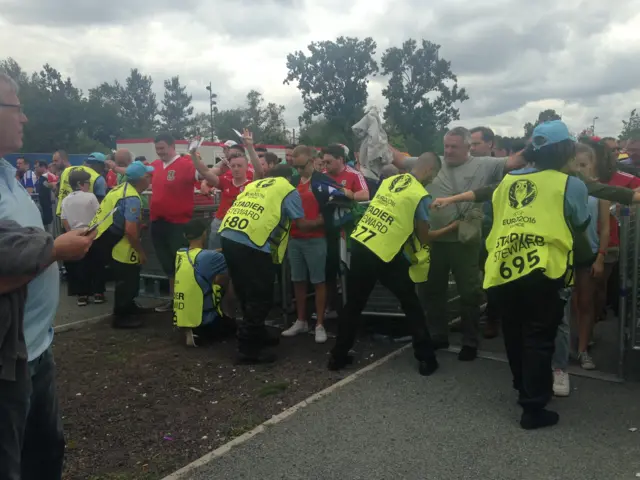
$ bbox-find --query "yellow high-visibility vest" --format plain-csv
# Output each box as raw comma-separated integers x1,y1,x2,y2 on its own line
56,166,100,216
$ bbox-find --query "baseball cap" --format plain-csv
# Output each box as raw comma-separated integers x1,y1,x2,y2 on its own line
86,152,106,163
223,140,237,148
531,120,576,151
126,160,154,180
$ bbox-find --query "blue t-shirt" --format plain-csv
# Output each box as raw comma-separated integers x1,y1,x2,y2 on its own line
0,159,59,360
189,249,227,325
93,175,107,199
220,190,305,252
509,167,590,230
585,196,600,253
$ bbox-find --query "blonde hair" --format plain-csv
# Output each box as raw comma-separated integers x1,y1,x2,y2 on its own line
292,145,315,159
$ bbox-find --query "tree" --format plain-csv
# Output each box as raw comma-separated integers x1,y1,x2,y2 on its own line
619,109,640,140
381,39,468,153
213,108,247,142
119,68,158,137
284,36,378,144
523,109,562,138
240,90,289,144
298,118,345,146
159,76,194,138
187,112,213,138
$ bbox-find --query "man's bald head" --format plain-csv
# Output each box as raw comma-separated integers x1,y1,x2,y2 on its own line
411,152,442,184
114,149,134,167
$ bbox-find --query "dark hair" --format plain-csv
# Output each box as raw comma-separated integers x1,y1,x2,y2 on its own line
582,137,616,182
255,146,268,153
184,218,209,240
469,126,495,144
522,139,576,171
601,137,616,143
154,133,175,146
69,169,91,191
285,144,297,151
35,160,48,168
321,144,346,161
54,150,68,161
229,144,245,154
268,164,294,181
135,156,147,163
265,152,279,166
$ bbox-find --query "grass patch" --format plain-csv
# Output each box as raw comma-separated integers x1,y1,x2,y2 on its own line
257,382,289,397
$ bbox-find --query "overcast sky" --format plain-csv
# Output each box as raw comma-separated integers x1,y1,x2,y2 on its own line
1,0,639,139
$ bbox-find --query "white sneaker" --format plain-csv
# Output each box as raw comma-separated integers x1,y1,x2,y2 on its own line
155,300,173,313
315,325,328,344
552,369,570,397
578,351,596,370
282,320,309,337
311,310,338,320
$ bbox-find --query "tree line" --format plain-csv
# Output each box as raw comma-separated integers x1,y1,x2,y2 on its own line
2,35,638,155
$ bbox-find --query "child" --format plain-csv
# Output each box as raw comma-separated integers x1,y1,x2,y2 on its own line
60,169,101,306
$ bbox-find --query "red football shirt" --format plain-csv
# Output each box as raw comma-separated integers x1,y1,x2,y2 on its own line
327,165,368,194
215,176,251,220
106,170,118,188
291,179,324,239
150,156,196,224
606,171,640,247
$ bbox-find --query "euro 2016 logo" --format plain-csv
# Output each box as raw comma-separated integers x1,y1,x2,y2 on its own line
255,178,275,189
389,174,412,193
508,179,537,209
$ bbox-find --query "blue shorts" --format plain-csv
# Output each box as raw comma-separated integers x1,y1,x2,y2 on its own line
288,237,327,284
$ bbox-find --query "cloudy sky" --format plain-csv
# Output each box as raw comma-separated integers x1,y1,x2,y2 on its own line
1,0,639,139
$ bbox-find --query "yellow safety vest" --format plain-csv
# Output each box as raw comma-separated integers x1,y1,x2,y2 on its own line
88,182,142,264
351,174,430,278
173,248,223,328
56,165,100,216
483,170,574,289
219,177,295,264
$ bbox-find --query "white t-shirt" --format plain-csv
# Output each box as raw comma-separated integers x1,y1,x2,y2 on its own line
60,191,100,230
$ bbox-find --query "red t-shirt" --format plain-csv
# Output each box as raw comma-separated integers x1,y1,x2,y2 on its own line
606,171,640,247
215,176,251,220
106,170,118,188
291,180,324,239
150,156,196,224
327,166,368,194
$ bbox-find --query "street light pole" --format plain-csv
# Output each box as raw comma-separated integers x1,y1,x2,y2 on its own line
592,116,599,135
205,82,217,142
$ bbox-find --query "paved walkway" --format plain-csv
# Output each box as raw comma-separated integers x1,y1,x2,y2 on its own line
179,350,640,480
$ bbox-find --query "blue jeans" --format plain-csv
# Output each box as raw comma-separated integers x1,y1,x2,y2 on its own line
552,289,572,371
0,348,65,480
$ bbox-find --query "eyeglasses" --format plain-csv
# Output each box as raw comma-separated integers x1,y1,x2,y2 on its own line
0,103,24,113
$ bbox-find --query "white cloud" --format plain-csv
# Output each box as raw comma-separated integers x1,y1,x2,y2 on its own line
1,0,638,140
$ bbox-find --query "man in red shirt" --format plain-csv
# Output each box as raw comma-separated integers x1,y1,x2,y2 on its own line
150,133,215,311
320,144,370,319
281,146,329,343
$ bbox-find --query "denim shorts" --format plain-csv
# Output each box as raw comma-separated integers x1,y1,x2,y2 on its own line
288,237,327,284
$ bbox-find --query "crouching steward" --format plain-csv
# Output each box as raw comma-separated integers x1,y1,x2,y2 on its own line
483,120,587,430
328,153,442,377
87,161,154,328
173,218,234,347
218,165,319,365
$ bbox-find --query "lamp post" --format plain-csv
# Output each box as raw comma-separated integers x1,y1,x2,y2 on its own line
592,116,599,135
205,82,217,141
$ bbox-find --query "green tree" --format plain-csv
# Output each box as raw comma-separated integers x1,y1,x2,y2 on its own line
298,118,345,146
381,39,468,153
523,109,562,138
187,112,212,138
120,68,158,137
240,90,289,144
214,108,246,142
159,76,194,138
284,36,378,144
619,109,640,140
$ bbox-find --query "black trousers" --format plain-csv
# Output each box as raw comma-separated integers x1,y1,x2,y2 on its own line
64,244,105,297
488,272,565,411
0,349,65,480
331,243,435,362
479,239,499,325
88,230,140,315
221,238,275,352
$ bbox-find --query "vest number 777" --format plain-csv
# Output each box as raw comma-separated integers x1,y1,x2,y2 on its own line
353,225,377,242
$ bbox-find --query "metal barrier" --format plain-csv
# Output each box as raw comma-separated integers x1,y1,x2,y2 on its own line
620,206,640,354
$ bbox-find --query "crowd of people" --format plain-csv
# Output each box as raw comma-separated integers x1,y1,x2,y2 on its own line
4,68,640,478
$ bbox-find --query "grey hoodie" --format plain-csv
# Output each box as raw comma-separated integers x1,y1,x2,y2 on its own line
0,220,54,381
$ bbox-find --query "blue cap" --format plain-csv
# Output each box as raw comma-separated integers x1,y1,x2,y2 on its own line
531,120,576,151
126,160,154,180
86,152,106,163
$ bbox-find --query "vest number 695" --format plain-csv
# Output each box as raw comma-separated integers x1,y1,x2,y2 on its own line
353,225,377,243
225,216,249,230
499,249,541,279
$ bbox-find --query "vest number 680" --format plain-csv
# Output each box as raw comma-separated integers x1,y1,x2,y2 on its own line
499,249,541,279
225,216,249,230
